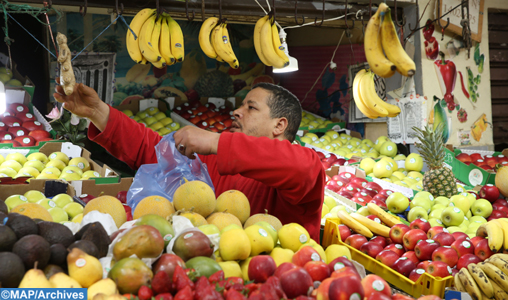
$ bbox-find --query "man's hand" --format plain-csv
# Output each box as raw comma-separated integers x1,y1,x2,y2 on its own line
53,78,110,131
173,126,220,159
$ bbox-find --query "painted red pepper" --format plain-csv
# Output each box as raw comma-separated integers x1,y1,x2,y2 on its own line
425,37,439,60
434,51,457,104
458,71,470,99
423,19,435,41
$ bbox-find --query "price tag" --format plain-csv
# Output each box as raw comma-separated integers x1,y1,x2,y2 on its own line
60,142,83,159
208,98,226,108
227,97,237,108
297,130,304,137
139,99,159,112
164,97,176,110
397,160,406,169
71,181,83,197
104,168,115,177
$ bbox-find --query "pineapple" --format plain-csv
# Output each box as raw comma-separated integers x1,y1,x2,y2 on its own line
413,124,457,197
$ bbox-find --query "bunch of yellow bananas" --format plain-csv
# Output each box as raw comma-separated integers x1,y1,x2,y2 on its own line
252,15,289,69
454,254,508,300
364,3,416,78
126,9,184,68
199,17,239,69
352,69,401,119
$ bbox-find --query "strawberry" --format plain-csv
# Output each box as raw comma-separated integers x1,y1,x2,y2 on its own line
243,283,261,297
155,293,173,300
196,285,223,300
225,288,246,300
294,297,315,300
264,276,286,299
247,290,263,300
194,276,210,300
457,108,468,123
208,270,225,284
223,277,243,290
174,285,194,300
123,294,137,300
173,265,195,292
137,285,153,300
152,271,172,295
259,284,279,300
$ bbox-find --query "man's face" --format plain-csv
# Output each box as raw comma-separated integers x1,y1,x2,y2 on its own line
230,88,278,138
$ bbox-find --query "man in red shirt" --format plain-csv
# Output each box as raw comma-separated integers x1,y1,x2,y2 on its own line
54,81,326,241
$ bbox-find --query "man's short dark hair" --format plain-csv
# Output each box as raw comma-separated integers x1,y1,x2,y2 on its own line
251,82,302,142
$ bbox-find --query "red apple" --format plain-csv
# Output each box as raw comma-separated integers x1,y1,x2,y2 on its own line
214,122,226,131
376,250,400,268
353,192,373,202
410,219,431,233
338,172,355,182
408,268,426,282
474,239,495,261
372,194,388,202
488,210,508,221
369,199,388,209
416,260,432,271
248,255,277,283
369,236,387,248
15,112,35,123
292,246,321,267
222,117,234,128
328,256,355,273
8,126,29,137
337,189,354,199
455,153,472,165
389,224,410,244
344,182,362,194
0,131,14,142
427,226,445,239
360,188,378,198
469,236,485,248
414,239,440,261
1,140,21,146
450,267,459,277
498,155,508,163
0,121,6,130
8,103,28,114
328,274,364,300
403,229,427,251
352,196,368,206
78,193,95,204
384,244,405,257
274,262,298,279
378,189,395,198
484,155,498,168
493,198,508,207
116,191,127,204
451,232,469,242
456,254,482,270
433,232,455,246
15,136,36,146
366,291,391,300
360,242,384,258
279,267,313,299
334,158,347,166
401,251,420,265
345,234,368,250
361,274,391,298
28,129,51,141
2,116,21,127
333,176,349,187
365,182,383,193
473,159,485,166
350,177,368,188
123,205,132,221
427,261,452,278
392,294,415,300
432,246,459,268
417,295,442,300
21,121,44,132
479,165,492,171
197,121,209,129
467,190,479,199
152,253,186,279
366,215,383,224
392,257,416,277
338,224,352,242
303,261,330,282
451,239,475,257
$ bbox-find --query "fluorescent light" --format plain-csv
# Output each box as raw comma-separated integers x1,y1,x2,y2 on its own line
273,28,298,73
0,81,5,114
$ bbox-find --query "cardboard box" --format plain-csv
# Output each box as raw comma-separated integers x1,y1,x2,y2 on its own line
114,98,170,116
0,179,75,200
70,177,133,198
299,110,346,132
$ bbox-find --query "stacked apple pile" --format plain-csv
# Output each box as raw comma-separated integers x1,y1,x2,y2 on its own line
456,152,508,172
172,102,234,133
0,151,100,181
0,103,52,147
299,111,335,130
4,192,84,223
122,107,181,136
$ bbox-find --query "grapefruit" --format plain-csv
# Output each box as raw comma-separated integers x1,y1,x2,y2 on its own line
83,196,127,228
206,212,242,231
243,210,283,232
133,195,175,219
173,181,216,218
215,190,250,224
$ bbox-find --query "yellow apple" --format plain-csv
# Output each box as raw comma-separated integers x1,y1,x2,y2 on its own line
157,128,171,136
48,152,69,165
405,153,424,172
373,160,393,178
5,153,27,166
68,157,90,172
16,166,40,177
23,160,44,172
81,170,101,180
159,117,173,126
36,170,59,179
24,190,46,203
53,194,73,208
42,166,61,177
359,157,376,174
145,107,160,116
46,159,66,171
0,167,17,178
49,207,69,223
122,110,133,117
59,170,82,181
153,112,167,121
62,166,83,176
168,122,180,131
1,160,22,173
37,198,57,209
63,202,84,219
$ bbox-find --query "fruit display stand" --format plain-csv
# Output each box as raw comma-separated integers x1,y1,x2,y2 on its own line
71,177,133,200
322,218,454,298
298,109,346,132
0,178,75,200
114,97,170,118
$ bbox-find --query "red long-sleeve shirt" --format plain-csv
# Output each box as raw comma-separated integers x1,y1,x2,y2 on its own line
88,106,326,241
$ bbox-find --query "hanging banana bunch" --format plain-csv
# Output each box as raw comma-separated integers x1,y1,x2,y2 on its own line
252,14,289,68
126,9,185,67
199,17,239,69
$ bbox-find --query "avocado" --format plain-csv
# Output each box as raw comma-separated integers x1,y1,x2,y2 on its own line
68,240,99,258
0,252,25,288
12,234,51,270
33,218,45,224
6,213,38,239
74,222,92,240
37,221,75,248
44,264,65,279
0,211,7,222
0,225,17,251
48,244,67,266
0,200,7,214
81,222,111,258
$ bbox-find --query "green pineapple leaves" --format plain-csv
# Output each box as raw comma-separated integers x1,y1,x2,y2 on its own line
412,124,446,169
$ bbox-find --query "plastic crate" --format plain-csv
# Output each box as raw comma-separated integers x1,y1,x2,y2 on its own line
322,218,454,298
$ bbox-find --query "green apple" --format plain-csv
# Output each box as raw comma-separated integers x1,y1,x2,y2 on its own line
386,192,409,214
414,191,435,203
323,130,338,140
356,206,370,217
304,132,319,141
459,216,470,230
5,195,28,210
37,198,57,209
1,160,23,173
373,160,393,178
456,184,466,193
300,137,313,144
470,216,488,225
0,167,17,178
63,202,83,219
403,178,418,186
428,218,444,227
145,106,160,116
467,221,482,232
122,109,134,117
16,166,40,178
408,207,429,222
410,197,433,214
330,205,350,216
407,172,423,182
46,159,66,171
53,194,73,208
324,196,337,209
374,136,390,152
449,194,471,213
362,139,375,148
393,154,407,161
429,208,445,219
466,210,472,219
5,153,27,166
446,226,464,234
431,204,447,212
37,170,59,179
381,157,398,172
382,177,393,183
27,153,49,164
470,199,492,218
153,112,167,121
461,192,477,208
136,111,149,119
158,128,172,136
159,117,174,126
24,190,46,203
48,152,70,165
434,196,450,207
59,170,82,181
410,183,424,191
23,160,44,172
68,157,91,172
62,166,83,176
405,153,424,172
198,224,221,236
49,207,69,223
379,141,397,157
318,138,330,146
359,158,376,174
441,207,465,227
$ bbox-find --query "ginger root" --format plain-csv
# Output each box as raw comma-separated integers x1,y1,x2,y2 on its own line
56,32,76,95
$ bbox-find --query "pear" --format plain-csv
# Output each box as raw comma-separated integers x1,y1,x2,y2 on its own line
219,228,251,261
269,247,294,266
244,224,274,256
67,248,103,288
87,279,118,300
49,272,82,288
19,266,54,288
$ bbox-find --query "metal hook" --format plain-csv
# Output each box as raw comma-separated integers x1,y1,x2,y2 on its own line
115,0,124,16
271,0,276,26
344,0,351,30
441,17,450,41
394,0,406,28
359,10,366,35
408,0,419,31
79,0,87,16
294,0,305,25
185,0,195,21
314,0,325,26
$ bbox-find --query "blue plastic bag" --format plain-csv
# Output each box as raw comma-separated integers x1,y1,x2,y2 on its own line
126,132,214,211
